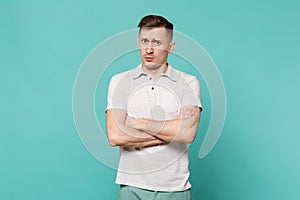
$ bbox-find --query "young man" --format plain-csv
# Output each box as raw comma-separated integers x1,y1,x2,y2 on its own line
106,15,202,200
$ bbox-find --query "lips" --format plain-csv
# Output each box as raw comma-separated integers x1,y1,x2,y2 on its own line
145,56,154,62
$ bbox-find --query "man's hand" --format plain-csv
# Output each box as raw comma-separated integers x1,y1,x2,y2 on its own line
176,106,198,120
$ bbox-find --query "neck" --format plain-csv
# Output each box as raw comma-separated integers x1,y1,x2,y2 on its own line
142,63,168,78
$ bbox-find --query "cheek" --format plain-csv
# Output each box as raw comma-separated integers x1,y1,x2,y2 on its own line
155,50,168,59
142,47,150,51
139,48,145,55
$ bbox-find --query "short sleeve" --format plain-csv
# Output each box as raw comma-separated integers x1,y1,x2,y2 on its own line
181,76,202,111
106,73,129,111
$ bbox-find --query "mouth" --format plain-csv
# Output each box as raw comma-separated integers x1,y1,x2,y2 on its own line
145,56,154,62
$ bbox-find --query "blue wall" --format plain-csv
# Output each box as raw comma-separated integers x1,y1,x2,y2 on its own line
1,1,299,199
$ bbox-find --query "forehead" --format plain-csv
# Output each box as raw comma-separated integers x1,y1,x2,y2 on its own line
139,27,169,40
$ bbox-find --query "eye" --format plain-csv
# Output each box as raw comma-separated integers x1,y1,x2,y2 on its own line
153,40,161,46
141,39,148,44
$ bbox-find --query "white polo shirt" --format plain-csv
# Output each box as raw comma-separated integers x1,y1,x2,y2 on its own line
106,64,202,192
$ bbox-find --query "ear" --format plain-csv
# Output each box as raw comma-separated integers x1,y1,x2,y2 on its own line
168,42,176,54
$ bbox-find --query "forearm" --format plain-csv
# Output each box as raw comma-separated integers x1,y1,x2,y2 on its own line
106,109,167,148
121,135,166,148
142,118,198,143
128,107,201,143
110,122,166,147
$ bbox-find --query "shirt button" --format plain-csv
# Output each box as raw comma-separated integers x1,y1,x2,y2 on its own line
151,87,154,90
149,78,152,80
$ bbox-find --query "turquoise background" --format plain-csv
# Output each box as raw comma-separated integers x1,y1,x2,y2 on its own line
1,0,299,199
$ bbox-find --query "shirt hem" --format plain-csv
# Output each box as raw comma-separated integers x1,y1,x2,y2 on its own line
115,180,191,192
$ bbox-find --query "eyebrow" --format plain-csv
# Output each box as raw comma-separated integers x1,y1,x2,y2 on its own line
140,37,161,42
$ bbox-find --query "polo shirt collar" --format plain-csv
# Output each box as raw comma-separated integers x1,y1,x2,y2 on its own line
163,64,178,82
132,64,146,79
132,63,178,81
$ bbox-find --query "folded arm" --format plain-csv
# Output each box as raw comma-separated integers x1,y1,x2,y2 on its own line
126,106,201,143
106,109,167,148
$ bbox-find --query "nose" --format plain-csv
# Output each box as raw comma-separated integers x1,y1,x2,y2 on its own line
146,45,154,54
144,41,154,54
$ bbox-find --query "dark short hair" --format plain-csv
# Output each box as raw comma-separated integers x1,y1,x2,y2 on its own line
138,15,173,39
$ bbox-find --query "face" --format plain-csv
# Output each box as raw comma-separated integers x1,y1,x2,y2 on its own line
138,27,175,70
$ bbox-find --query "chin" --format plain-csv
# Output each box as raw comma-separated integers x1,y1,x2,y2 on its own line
144,62,162,69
